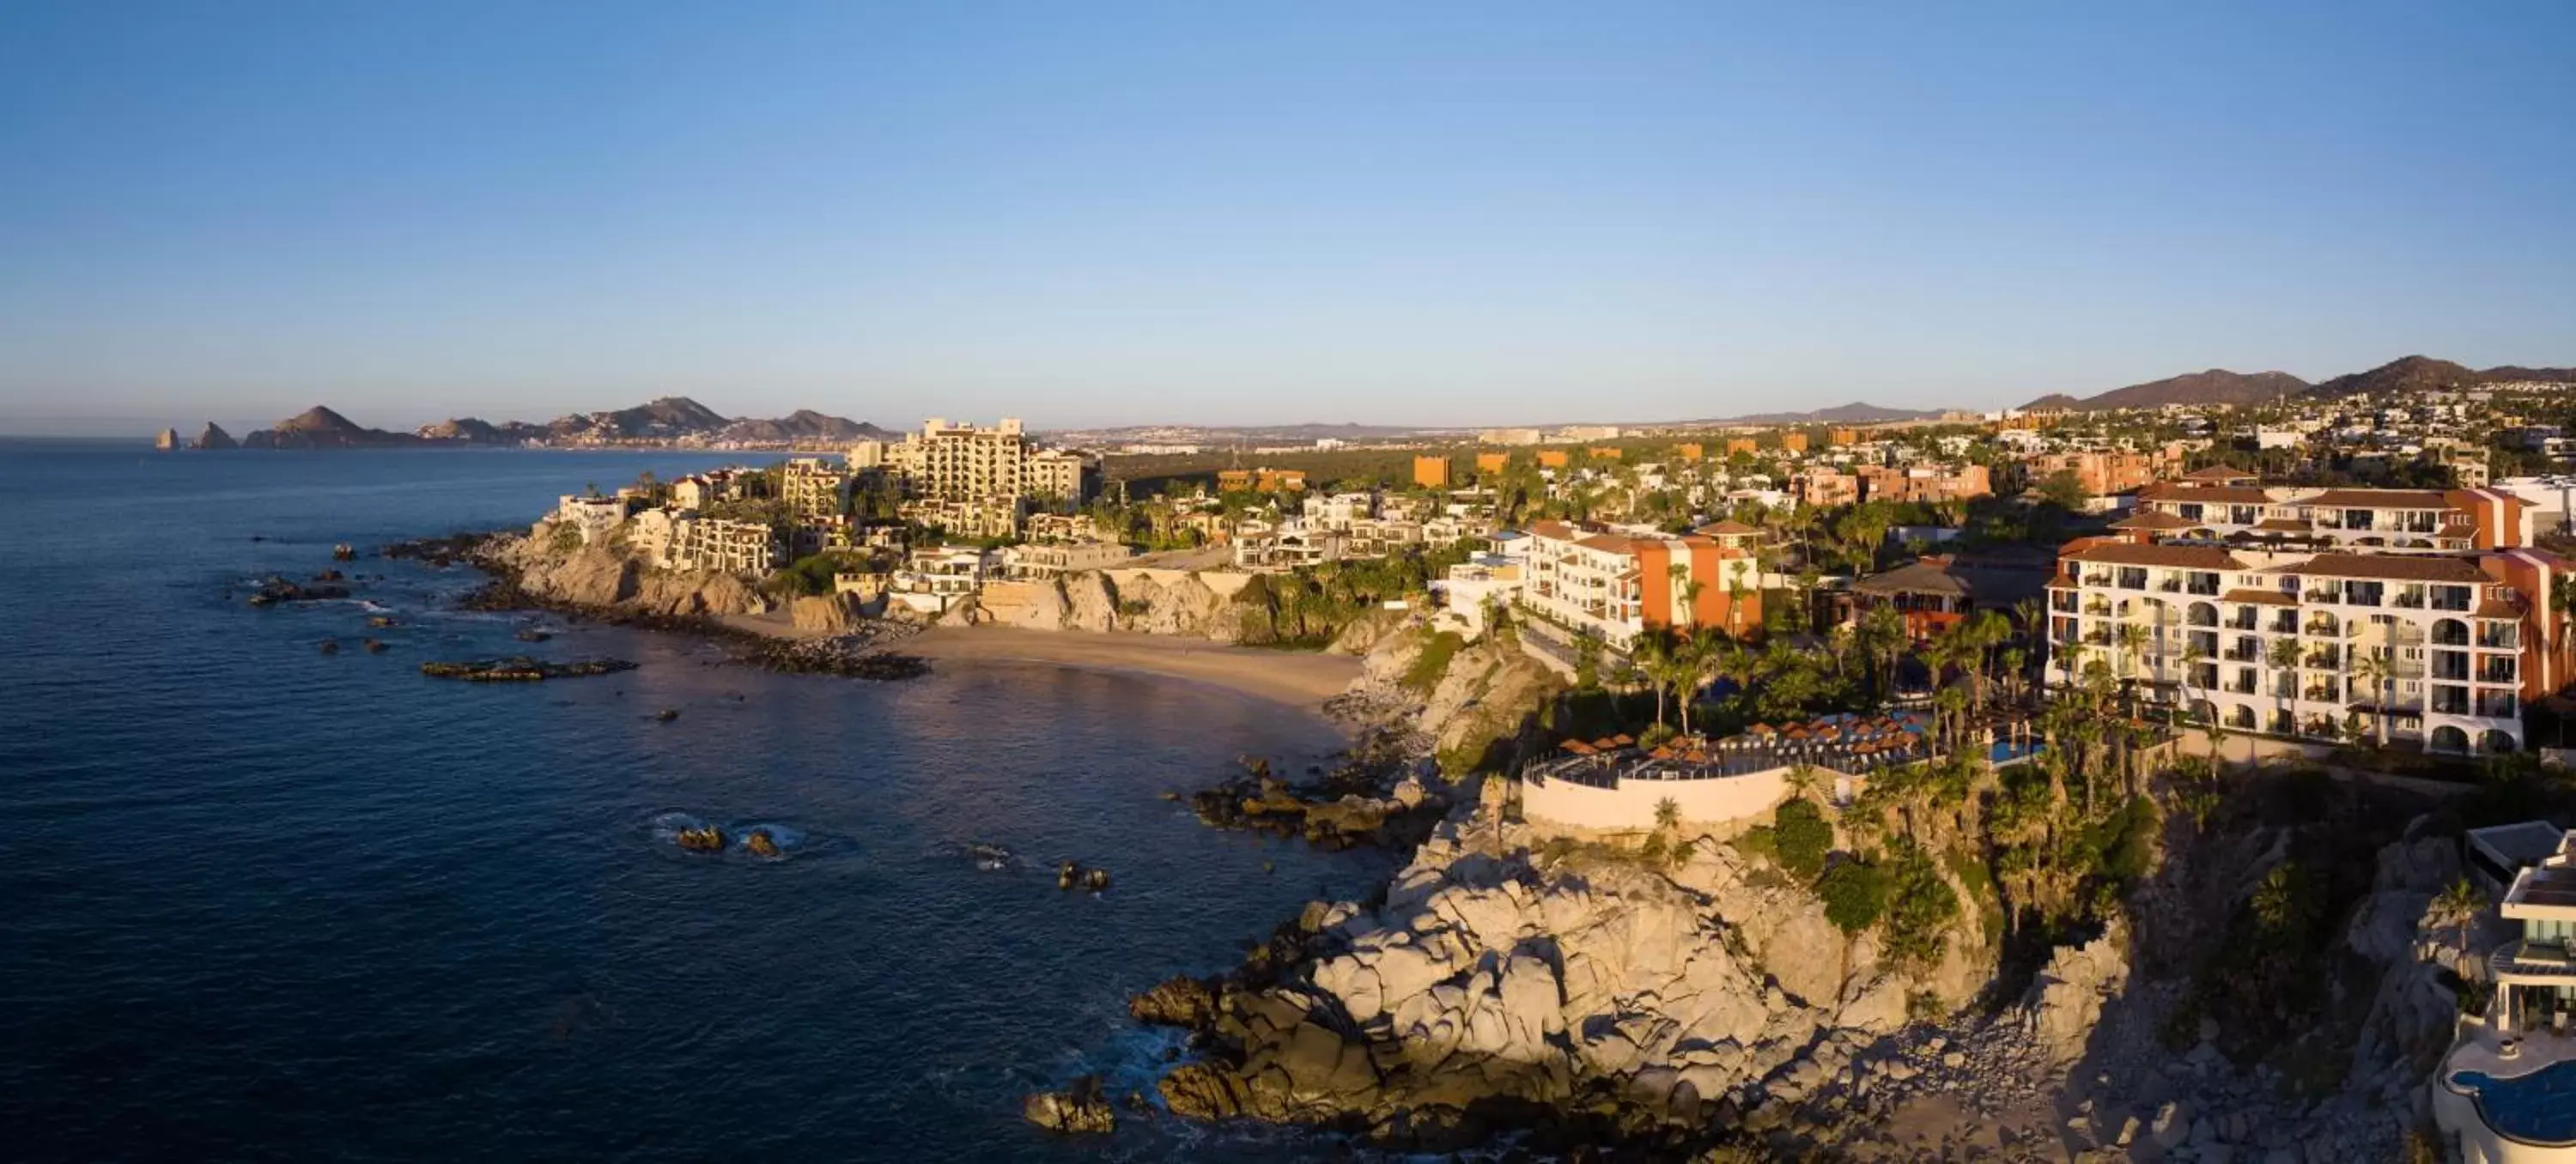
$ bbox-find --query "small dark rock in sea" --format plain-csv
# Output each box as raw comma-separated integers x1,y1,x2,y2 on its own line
318,639,340,655
513,627,552,643
331,543,355,561
676,825,725,853
744,829,781,858
247,575,351,606
362,638,387,653
418,656,640,682
367,615,398,628
381,532,492,567
655,708,679,722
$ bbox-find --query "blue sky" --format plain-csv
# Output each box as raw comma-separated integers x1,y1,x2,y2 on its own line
2,1,2570,434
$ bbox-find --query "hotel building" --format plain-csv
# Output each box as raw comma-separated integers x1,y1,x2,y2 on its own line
1514,519,1764,651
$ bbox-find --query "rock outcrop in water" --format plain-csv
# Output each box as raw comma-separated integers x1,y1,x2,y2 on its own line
419,656,639,682
192,422,239,450
1022,1076,1116,1134
1142,809,1997,1154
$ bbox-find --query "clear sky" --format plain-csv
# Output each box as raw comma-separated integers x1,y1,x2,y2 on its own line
3,1,2570,435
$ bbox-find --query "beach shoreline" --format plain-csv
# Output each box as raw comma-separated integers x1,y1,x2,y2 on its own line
898,625,1364,721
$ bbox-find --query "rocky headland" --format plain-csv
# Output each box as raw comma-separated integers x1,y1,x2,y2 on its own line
1109,616,2471,1161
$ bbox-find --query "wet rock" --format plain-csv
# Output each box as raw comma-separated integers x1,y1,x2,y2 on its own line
1023,1076,1116,1134
318,639,340,654
419,656,639,682
362,638,387,653
1130,975,1218,1028
744,829,780,858
676,826,725,853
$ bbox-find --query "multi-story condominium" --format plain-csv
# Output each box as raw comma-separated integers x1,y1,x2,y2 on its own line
2116,470,2533,552
1001,541,1135,579
781,457,852,518
2027,445,2186,499
665,516,784,575
1479,427,1544,446
897,496,1021,541
886,547,995,615
669,467,765,511
2043,537,2573,754
1515,519,1763,651
1855,463,1993,505
1301,491,1376,530
1413,456,1451,488
552,494,630,545
1796,467,1862,507
1023,512,1103,543
1233,519,1346,572
856,418,1098,507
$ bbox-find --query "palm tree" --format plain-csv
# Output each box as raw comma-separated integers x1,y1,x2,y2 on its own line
1784,763,1828,804
2354,652,2392,747
1634,630,1679,731
2115,621,2151,712
1655,796,1682,834
2430,876,2488,976
2265,636,2303,738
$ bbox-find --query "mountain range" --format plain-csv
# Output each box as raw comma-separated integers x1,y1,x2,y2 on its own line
204,397,892,449
2027,355,2575,411
1693,401,1951,427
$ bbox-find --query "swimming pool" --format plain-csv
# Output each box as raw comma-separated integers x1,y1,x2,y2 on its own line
2453,1061,2576,1146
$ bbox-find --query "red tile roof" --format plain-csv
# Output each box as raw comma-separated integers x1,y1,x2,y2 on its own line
2063,543,2247,569
2264,553,2490,582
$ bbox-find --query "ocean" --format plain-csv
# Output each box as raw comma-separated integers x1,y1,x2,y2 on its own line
0,440,1394,1161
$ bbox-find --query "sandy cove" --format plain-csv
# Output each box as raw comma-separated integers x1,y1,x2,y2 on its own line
717,614,1363,716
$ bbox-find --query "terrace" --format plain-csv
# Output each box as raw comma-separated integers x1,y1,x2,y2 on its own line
1524,710,2044,791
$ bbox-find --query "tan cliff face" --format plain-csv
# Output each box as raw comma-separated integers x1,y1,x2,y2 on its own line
496,527,774,618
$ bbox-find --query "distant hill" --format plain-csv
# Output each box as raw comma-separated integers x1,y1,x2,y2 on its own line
1700,401,1950,427
416,416,550,444
2305,355,2576,397
240,406,422,449
717,409,891,445
546,396,732,442
2023,369,2308,412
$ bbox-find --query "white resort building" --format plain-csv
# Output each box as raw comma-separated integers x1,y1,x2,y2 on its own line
2438,828,2576,1161
2043,537,2574,755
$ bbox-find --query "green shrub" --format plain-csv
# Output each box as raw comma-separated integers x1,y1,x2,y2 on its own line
1404,631,1467,694
1881,842,1960,968
1774,798,1832,882
1735,825,1778,864
1819,858,1890,934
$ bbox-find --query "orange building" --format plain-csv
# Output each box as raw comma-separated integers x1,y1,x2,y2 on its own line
1724,437,1759,457
2028,446,2184,497
1674,442,1704,461
1779,433,1810,453
1537,450,1571,469
1520,519,1765,647
1217,467,1308,493
1830,428,1860,446
1475,451,1510,474
1588,446,1623,461
1413,455,1451,489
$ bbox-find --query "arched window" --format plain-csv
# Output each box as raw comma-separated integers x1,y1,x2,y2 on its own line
2430,724,2470,753
2188,601,2218,627
2480,729,2520,756
2433,619,2470,647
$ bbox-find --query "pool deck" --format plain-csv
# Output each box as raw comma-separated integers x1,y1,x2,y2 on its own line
2450,1023,2576,1087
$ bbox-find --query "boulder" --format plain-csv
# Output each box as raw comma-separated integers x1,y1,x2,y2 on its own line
1022,1076,1115,1134
2020,924,2129,1064
790,592,863,634
1130,975,1218,1028
192,422,238,450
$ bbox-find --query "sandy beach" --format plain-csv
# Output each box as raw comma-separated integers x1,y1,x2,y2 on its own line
902,626,1364,713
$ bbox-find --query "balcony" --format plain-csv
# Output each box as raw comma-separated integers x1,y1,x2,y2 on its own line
2392,592,2426,609
2305,590,2338,604
2480,626,2522,650
2479,692,2520,718
2479,659,2519,684
2156,579,2183,594
2304,685,2343,703
2433,656,2470,682
2225,646,2261,663
2306,651,2342,670
2226,614,2258,631
2269,615,2300,634
2433,590,2473,613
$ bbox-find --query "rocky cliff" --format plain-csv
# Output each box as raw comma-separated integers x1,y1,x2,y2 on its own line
483,526,772,619
1149,811,1998,1151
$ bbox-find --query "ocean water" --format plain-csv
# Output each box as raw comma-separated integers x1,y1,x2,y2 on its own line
0,440,1394,1161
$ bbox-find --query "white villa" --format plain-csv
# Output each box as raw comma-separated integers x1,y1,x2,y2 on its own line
2438,828,2576,1161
